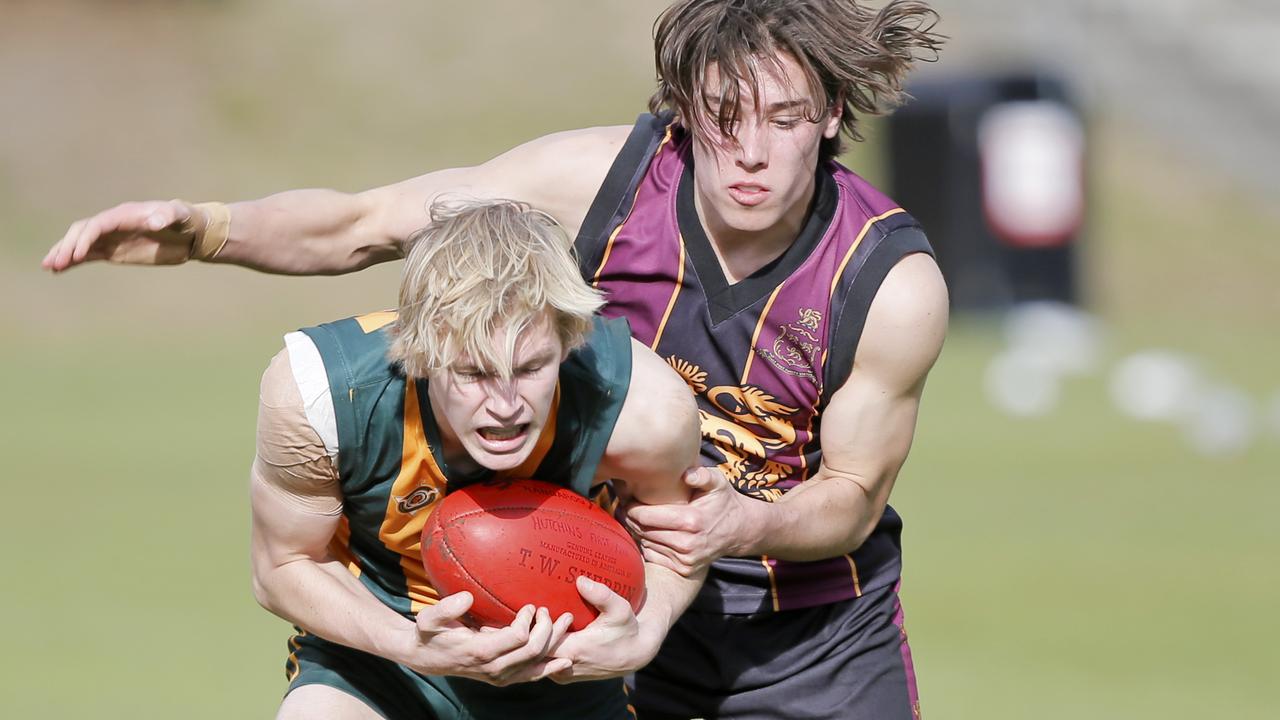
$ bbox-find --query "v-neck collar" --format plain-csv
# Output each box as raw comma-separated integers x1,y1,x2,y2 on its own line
676,159,838,325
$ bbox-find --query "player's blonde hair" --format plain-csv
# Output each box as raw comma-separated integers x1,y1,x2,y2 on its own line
390,198,604,380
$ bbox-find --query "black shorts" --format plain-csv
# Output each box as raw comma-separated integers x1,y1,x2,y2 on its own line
631,583,921,719
285,629,636,720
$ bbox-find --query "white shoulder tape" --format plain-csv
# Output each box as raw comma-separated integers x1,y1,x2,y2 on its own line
284,331,339,459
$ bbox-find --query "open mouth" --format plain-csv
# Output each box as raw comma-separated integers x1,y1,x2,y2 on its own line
478,424,528,443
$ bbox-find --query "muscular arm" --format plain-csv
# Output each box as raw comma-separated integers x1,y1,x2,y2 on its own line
44,126,630,274
251,348,573,684
598,339,702,506
626,253,948,568
745,253,948,560
249,348,414,657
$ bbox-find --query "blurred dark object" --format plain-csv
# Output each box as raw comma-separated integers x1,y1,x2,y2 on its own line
888,72,1086,310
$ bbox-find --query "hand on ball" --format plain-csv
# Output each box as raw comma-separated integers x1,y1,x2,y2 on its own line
404,591,574,686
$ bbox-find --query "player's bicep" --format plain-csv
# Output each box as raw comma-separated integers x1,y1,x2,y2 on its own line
365,125,631,249
817,253,948,496
250,348,344,569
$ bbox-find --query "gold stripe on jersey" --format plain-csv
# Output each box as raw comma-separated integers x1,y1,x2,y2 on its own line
591,126,675,288
286,629,307,681
761,555,781,612
623,681,638,720
380,380,447,613
796,406,816,482
827,207,905,300
843,554,863,597
356,310,398,334
649,240,687,351
496,385,561,480
330,515,362,578
741,284,785,384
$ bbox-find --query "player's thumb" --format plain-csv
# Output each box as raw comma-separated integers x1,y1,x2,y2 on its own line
682,466,720,493
144,200,189,232
417,591,473,632
575,576,629,620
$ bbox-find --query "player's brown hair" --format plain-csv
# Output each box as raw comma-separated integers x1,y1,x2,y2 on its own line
649,0,944,160
390,199,603,380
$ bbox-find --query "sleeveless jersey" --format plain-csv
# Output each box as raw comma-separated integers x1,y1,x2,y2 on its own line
297,312,633,619
575,114,934,614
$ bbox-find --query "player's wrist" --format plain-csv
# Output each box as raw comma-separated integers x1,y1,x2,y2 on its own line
730,496,777,557
374,616,423,668
173,200,232,261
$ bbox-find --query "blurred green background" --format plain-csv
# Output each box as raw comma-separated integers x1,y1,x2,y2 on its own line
3,1,1277,717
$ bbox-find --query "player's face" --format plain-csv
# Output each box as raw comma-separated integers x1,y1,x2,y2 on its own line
427,314,567,475
687,52,841,243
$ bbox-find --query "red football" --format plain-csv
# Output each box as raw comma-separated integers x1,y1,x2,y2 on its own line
421,478,645,631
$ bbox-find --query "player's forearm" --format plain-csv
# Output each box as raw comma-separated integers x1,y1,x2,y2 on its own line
633,563,706,661
639,563,705,636
252,555,415,663
743,471,890,562
210,189,404,275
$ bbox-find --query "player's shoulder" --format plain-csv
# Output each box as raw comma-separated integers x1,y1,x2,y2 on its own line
875,253,948,319
507,124,635,169
856,253,948,381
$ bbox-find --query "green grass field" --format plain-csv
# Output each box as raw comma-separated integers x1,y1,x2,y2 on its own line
4,2,1278,717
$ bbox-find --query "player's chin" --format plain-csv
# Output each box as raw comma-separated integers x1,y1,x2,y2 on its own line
716,203,782,233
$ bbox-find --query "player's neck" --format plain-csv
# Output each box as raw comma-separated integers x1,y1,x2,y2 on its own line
693,178,813,284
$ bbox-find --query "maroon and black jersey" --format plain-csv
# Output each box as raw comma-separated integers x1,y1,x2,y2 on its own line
575,114,934,614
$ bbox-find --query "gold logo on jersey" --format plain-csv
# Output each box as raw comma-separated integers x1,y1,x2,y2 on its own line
395,486,440,514
754,307,823,384
668,357,802,502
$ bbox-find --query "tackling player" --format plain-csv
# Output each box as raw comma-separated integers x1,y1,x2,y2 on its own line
46,2,948,717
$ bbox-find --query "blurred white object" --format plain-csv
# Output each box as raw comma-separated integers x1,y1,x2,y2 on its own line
984,347,1061,417
1108,350,1202,422
978,100,1086,248
1002,300,1103,375
1180,384,1256,456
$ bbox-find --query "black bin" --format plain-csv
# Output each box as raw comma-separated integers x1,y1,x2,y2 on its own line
887,72,1087,310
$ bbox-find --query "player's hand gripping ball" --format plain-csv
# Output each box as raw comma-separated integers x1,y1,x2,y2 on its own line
421,479,645,631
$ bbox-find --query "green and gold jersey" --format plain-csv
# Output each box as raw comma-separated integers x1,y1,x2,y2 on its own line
295,312,632,618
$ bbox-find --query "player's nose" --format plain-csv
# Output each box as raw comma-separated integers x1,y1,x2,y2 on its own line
482,380,523,418
734,123,769,171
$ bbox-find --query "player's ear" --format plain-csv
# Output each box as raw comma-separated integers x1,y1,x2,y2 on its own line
823,97,843,139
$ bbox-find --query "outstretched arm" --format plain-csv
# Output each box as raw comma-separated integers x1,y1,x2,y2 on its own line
625,252,949,570
44,125,629,275
250,347,574,686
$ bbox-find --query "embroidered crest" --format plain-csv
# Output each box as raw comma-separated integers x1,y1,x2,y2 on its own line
395,485,441,514
754,307,823,384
